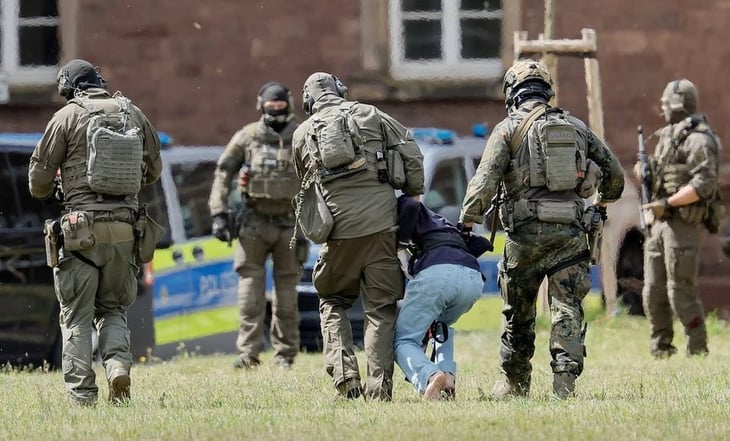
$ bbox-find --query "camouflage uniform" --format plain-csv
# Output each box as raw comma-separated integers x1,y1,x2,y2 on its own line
208,117,302,368
641,81,720,357
461,60,624,398
292,72,424,400
29,63,162,406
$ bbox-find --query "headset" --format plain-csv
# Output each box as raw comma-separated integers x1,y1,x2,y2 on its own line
256,81,294,112
302,73,349,115
668,79,684,111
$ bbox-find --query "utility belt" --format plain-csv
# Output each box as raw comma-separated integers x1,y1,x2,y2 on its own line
501,198,583,232
43,208,139,267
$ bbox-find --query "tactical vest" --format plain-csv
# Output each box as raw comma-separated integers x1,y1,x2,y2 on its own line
62,93,143,211
501,105,588,230
247,138,299,201
653,117,722,226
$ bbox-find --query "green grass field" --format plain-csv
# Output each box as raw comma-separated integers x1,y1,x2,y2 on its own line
2,295,729,441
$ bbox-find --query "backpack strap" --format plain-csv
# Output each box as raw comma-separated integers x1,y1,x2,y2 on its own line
70,95,103,115
510,104,547,154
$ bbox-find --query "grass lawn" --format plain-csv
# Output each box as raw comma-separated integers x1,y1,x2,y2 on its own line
1,295,728,441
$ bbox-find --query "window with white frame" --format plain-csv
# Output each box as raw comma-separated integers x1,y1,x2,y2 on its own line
0,0,60,85
389,0,503,80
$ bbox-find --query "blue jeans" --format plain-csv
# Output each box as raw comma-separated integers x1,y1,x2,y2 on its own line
394,264,484,394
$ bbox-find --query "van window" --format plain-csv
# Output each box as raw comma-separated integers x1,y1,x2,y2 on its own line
0,151,58,230
171,162,217,239
424,157,467,211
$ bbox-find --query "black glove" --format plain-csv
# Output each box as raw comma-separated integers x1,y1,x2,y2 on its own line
456,222,472,241
211,214,230,243
597,205,607,221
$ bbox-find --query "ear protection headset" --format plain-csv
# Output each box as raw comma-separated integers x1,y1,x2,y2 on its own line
256,82,294,112
302,73,349,115
668,79,684,111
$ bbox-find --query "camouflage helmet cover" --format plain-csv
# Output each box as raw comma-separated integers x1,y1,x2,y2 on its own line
502,58,553,104
661,78,698,115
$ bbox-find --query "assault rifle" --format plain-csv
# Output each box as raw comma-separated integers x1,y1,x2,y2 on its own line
637,126,651,230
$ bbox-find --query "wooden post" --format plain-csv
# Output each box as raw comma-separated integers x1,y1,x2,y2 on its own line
542,0,558,105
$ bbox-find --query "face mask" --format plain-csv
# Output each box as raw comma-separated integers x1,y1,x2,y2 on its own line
264,109,289,132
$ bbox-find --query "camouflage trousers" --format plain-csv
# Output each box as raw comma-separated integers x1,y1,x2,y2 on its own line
312,230,404,400
234,213,301,362
642,218,707,355
54,222,138,405
498,222,591,388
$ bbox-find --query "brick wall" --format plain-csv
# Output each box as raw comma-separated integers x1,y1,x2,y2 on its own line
1,0,729,169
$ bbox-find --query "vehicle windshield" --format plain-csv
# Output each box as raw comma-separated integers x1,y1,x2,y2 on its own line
0,150,58,232
170,161,242,240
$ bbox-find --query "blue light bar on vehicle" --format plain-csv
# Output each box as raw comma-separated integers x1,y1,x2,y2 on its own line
410,128,455,145
472,123,489,138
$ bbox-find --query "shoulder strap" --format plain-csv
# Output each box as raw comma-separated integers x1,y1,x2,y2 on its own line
70,96,102,115
510,104,547,154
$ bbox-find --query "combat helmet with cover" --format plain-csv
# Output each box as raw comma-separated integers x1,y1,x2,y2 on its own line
660,79,699,123
503,58,554,109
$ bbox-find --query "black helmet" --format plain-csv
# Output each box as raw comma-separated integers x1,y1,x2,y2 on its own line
301,72,348,115
56,59,107,100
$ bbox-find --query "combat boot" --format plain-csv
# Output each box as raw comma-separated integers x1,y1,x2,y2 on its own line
552,373,576,399
108,368,131,405
336,378,363,400
491,376,529,400
274,356,294,370
233,355,260,369
651,344,678,359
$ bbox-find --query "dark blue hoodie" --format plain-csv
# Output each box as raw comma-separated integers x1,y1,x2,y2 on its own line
396,195,490,277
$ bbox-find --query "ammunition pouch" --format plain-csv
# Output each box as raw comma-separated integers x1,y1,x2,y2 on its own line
502,198,582,231
660,163,690,195
575,160,602,199
60,211,96,251
133,205,166,263
703,197,725,234
536,200,581,224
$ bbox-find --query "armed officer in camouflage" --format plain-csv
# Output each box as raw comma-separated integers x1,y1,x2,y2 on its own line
208,82,303,369
29,59,162,406
459,59,624,399
638,79,722,358
292,72,424,400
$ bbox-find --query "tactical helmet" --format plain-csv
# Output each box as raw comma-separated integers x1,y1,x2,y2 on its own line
502,59,554,108
302,72,348,115
661,79,698,117
257,82,294,131
56,59,107,100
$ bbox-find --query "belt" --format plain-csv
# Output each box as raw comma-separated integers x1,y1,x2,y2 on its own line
91,209,137,224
